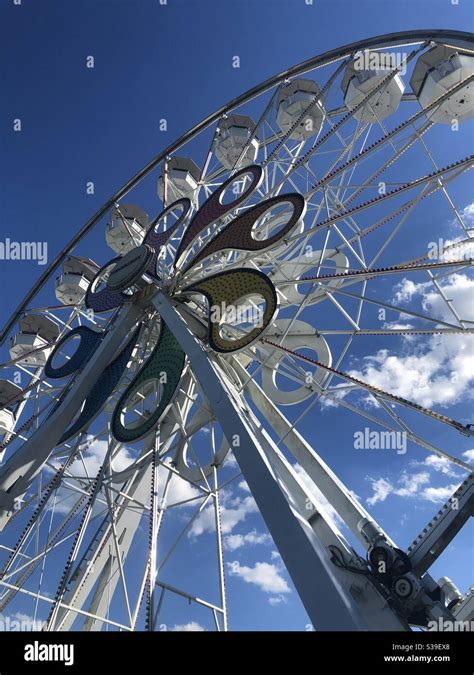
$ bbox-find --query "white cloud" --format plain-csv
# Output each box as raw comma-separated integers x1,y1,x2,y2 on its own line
64,441,201,508
393,278,427,304
382,321,414,331
462,449,474,462
227,561,291,595
346,274,474,409
348,489,362,502
268,595,286,606
319,273,474,413
390,273,473,324
171,622,206,632
46,439,137,514
59,439,135,479
395,471,430,497
189,493,258,538
319,384,348,409
421,484,461,503
50,441,200,515
366,477,394,506
366,470,461,506
348,279,474,409
381,321,417,343
348,338,473,409
224,529,272,551
420,274,474,321
225,453,238,468
454,202,474,229
422,454,460,477
158,459,200,507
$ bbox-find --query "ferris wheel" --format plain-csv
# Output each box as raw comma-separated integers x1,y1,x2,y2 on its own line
0,29,473,632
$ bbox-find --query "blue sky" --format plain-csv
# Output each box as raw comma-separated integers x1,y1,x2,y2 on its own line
0,0,473,631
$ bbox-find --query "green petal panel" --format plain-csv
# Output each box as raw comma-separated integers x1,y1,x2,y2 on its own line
111,320,185,442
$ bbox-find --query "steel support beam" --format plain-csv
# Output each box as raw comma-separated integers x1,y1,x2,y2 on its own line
232,359,395,550
408,474,473,576
153,291,408,630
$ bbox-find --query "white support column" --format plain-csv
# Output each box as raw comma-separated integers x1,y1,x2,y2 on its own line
153,291,408,631
236,364,395,550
